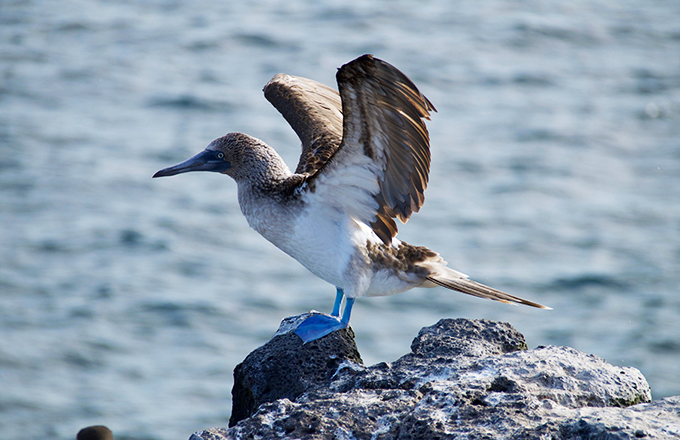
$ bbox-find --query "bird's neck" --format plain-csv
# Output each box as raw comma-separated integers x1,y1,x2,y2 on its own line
236,179,301,251
234,147,306,251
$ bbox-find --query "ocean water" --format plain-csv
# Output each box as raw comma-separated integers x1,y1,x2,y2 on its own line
1,1,679,439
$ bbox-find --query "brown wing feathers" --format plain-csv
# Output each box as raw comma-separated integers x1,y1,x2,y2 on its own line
336,55,436,243
264,55,436,244
263,74,344,175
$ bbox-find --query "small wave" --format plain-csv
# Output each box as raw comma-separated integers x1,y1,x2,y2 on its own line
547,274,628,291
147,94,235,112
512,73,555,87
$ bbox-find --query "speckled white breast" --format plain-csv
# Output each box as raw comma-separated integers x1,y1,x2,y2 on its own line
283,203,362,290
240,182,424,299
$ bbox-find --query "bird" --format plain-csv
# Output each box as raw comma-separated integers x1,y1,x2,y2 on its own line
153,54,550,343
76,425,113,440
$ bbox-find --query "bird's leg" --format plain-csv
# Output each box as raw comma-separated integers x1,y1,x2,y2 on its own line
331,288,344,317
294,288,352,344
341,297,354,324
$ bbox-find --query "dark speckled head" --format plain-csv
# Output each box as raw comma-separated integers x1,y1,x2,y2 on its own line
153,132,290,185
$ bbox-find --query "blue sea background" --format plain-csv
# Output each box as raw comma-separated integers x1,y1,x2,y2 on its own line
1,1,679,439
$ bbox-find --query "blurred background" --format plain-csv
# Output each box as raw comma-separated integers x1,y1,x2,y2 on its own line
1,1,679,439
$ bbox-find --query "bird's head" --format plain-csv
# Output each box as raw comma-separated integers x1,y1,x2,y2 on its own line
152,134,240,179
153,132,289,186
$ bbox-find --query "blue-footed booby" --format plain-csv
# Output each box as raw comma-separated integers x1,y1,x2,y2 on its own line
154,54,549,343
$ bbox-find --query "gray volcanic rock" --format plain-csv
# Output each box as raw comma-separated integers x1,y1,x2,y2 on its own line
191,317,680,440
229,313,363,427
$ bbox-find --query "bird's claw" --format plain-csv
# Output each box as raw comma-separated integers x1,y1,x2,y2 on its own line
294,313,349,343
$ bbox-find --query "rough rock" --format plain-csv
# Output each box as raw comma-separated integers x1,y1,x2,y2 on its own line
191,317,680,440
229,313,362,426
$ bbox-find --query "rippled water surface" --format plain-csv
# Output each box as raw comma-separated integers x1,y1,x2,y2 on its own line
1,1,679,439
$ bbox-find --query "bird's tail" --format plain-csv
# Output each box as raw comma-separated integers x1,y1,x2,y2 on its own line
426,269,550,309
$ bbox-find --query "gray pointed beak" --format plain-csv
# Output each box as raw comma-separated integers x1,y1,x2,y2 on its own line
153,150,231,178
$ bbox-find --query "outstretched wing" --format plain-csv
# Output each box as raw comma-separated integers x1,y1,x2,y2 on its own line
264,55,436,244
312,54,436,244
263,73,344,175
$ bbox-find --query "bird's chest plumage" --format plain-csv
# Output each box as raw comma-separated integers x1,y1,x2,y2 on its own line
238,182,424,299
284,206,359,287
239,187,361,288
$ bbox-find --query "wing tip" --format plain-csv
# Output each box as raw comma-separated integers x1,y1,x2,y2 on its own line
263,73,287,92
339,54,436,111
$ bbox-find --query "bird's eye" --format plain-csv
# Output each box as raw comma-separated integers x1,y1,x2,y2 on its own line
217,152,224,159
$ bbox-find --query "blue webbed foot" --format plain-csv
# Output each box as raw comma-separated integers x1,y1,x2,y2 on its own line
294,292,355,343
294,313,348,343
